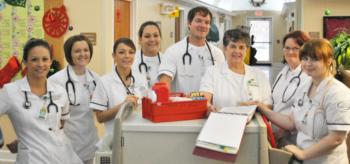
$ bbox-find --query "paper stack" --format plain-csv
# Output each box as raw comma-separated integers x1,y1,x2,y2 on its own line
193,105,257,162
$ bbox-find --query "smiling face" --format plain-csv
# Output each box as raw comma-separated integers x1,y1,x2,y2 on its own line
188,13,211,40
25,46,52,79
71,41,91,68
224,40,248,66
300,39,334,81
302,56,331,80
113,43,135,70
283,38,301,69
139,25,161,55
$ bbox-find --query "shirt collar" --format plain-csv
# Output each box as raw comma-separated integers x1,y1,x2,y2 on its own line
287,64,302,75
220,62,250,76
20,76,55,92
112,67,123,84
307,76,333,103
67,65,95,83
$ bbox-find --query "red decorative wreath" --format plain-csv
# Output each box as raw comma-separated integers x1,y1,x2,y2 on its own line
42,5,69,38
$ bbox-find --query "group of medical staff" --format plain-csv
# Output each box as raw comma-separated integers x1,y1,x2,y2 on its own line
0,5,350,164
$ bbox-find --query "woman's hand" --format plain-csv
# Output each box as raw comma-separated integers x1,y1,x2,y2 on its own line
124,95,138,106
284,144,306,160
240,101,271,113
206,104,218,116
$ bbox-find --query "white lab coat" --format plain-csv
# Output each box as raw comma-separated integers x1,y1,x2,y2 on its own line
0,77,82,164
200,62,272,109
132,50,162,87
48,65,99,161
292,77,350,164
271,65,310,145
90,69,147,139
272,65,310,115
158,37,225,94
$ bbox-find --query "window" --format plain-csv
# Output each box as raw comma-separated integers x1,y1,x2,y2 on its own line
247,17,272,64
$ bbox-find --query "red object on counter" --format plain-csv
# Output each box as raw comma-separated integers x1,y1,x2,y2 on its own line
152,82,169,102
142,95,207,123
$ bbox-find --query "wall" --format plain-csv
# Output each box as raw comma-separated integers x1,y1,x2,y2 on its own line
232,10,287,63
64,0,114,75
133,0,233,51
301,0,350,37
133,0,176,51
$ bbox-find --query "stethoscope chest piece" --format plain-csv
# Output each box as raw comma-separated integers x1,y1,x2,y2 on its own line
23,101,31,109
298,99,303,107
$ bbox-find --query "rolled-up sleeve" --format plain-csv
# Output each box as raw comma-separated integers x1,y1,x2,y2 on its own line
90,81,109,111
158,47,177,80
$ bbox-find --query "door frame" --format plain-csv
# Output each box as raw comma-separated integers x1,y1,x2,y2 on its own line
246,16,273,64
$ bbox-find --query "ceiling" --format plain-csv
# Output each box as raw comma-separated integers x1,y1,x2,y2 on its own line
192,0,294,12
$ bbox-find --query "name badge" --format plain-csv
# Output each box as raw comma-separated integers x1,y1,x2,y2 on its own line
38,106,47,120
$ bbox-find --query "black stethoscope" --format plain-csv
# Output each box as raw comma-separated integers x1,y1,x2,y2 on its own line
115,67,135,95
23,91,58,113
138,50,161,73
182,37,215,65
271,68,303,104
66,67,96,106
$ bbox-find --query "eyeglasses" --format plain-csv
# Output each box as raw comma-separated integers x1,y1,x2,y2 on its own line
301,56,320,62
283,47,300,53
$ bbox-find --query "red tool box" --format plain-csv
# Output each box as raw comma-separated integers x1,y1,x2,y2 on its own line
142,95,207,123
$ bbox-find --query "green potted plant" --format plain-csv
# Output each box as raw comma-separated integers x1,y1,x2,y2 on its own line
331,32,350,87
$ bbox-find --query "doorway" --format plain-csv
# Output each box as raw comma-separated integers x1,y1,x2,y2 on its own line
247,17,272,64
175,9,185,42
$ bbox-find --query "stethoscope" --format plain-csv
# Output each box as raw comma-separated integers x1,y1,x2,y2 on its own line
115,67,135,95
138,50,161,73
66,67,96,106
271,68,303,104
23,91,58,113
182,37,214,66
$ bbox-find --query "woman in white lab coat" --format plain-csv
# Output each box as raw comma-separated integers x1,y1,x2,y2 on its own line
256,39,350,164
271,31,311,147
48,35,99,164
200,29,271,112
0,39,82,164
90,38,147,145
132,21,162,87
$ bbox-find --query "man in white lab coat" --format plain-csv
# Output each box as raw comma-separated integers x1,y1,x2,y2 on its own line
158,6,225,94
